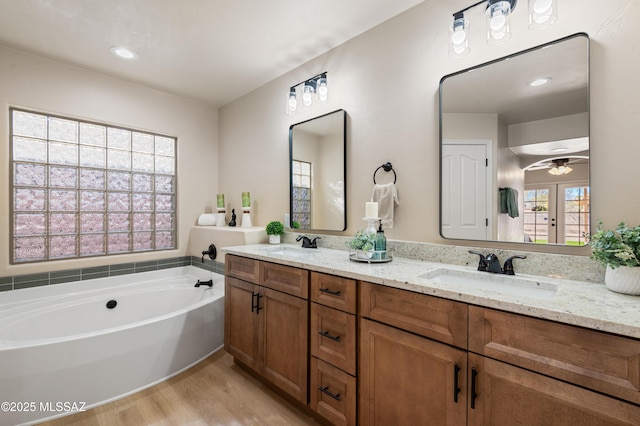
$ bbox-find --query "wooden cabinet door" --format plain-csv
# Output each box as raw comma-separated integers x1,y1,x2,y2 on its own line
359,318,467,426
260,286,309,404
225,277,259,370
469,306,640,405
468,353,640,426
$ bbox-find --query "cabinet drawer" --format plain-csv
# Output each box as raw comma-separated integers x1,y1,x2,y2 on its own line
260,262,309,299
360,281,468,349
469,306,640,405
225,255,260,284
310,357,356,426
311,272,357,314
311,303,356,375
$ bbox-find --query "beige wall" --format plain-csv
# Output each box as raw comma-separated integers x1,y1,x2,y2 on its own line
219,0,640,255
0,46,218,277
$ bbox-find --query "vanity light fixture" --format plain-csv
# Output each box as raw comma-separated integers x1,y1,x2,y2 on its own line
286,72,329,115
110,46,138,60
449,0,558,57
548,158,573,175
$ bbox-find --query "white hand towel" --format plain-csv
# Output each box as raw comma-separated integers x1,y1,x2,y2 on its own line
371,183,399,228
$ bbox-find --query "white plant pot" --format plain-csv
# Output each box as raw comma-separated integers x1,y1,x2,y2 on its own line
605,265,640,295
268,234,281,244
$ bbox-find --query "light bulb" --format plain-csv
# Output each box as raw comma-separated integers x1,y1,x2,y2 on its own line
486,1,512,45
529,0,557,29
302,84,314,107
286,89,297,115
449,12,469,57
317,77,328,102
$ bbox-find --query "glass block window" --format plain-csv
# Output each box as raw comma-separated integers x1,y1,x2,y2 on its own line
291,160,311,229
10,108,177,263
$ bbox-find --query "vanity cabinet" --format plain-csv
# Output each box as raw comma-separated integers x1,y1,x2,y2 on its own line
468,353,640,425
225,255,309,403
358,281,640,425
359,281,468,425
468,306,640,425
309,272,358,426
225,250,640,425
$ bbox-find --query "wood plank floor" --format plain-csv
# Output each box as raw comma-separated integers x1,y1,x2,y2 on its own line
39,350,319,426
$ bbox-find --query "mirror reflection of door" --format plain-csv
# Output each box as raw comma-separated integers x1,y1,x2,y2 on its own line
441,141,489,240
524,182,589,245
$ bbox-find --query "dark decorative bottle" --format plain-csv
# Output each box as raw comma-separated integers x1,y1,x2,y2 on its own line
375,222,386,259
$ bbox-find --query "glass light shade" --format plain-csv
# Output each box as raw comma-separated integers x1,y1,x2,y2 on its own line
316,77,329,102
286,89,297,115
302,84,314,107
449,15,470,57
486,1,513,45
529,0,557,29
548,165,572,175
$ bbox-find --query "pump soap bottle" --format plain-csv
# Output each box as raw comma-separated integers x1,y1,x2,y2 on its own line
375,221,386,260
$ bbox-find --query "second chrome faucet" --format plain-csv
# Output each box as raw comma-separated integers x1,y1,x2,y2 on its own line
469,250,527,275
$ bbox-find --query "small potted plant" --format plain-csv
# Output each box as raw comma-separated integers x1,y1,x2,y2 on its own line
348,230,377,259
587,220,640,295
265,220,285,244
290,220,300,229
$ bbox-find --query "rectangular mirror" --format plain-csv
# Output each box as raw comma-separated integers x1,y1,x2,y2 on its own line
439,33,589,246
290,109,347,231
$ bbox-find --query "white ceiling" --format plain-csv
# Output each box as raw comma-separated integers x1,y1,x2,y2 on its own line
0,0,424,107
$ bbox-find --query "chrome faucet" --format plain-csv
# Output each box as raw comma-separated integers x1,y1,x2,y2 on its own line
469,250,527,275
296,235,321,248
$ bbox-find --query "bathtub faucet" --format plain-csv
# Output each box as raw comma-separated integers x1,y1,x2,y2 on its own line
201,244,217,262
195,279,213,288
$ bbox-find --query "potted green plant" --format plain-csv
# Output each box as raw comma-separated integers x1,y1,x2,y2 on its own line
265,220,285,244
290,220,300,229
348,230,377,259
587,220,640,295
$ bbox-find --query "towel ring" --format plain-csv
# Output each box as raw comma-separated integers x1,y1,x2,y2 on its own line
373,162,397,184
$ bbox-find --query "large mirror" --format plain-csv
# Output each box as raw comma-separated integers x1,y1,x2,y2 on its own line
290,109,347,231
440,33,589,246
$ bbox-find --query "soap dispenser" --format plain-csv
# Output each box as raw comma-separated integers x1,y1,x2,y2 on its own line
375,221,386,260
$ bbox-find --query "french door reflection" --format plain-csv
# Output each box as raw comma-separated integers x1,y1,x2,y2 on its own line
524,183,589,246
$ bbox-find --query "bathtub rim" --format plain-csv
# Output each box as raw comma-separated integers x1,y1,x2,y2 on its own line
0,266,224,349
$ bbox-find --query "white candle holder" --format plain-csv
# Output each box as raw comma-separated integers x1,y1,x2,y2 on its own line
241,207,252,228
364,217,379,235
216,208,226,227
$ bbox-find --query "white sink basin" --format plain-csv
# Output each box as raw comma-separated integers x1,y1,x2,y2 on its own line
418,268,558,300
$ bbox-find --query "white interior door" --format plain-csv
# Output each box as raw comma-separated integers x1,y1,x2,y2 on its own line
441,143,488,240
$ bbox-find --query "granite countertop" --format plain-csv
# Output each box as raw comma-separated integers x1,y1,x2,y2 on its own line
222,243,640,340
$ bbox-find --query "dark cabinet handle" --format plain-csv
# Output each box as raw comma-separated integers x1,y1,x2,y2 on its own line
319,386,341,401
470,367,478,410
319,288,341,296
251,292,262,314
453,363,461,403
318,331,341,342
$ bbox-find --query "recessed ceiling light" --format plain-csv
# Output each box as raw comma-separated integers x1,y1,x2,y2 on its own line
529,77,551,87
110,46,138,60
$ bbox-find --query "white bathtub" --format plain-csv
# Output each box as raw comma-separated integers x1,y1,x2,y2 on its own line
0,266,225,426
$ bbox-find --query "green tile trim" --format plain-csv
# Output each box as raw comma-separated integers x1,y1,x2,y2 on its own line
0,256,195,293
